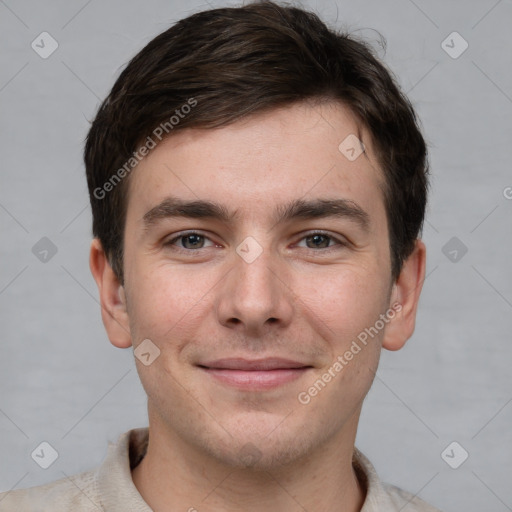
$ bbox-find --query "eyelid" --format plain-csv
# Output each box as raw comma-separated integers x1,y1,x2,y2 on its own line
165,230,218,248
164,229,348,251
294,230,348,249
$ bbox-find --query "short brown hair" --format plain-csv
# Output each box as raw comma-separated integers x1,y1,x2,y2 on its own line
85,0,429,285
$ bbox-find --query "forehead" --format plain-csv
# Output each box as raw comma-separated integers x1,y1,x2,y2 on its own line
125,101,386,228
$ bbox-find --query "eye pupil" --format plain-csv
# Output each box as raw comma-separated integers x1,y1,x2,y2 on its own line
183,234,203,249
307,234,330,249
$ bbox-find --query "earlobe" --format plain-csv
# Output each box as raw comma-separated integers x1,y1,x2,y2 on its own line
89,238,132,349
381,239,427,351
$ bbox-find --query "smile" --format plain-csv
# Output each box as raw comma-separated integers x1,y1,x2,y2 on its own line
197,358,313,390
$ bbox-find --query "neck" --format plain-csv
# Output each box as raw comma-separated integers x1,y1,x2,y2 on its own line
132,409,366,512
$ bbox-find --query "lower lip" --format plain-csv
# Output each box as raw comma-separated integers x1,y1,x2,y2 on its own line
200,368,310,390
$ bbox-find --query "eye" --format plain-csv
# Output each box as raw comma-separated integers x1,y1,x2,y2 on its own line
165,232,216,250
296,232,346,250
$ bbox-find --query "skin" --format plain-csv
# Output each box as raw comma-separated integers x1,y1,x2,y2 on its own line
90,100,426,512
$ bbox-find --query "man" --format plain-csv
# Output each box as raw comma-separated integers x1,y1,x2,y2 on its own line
0,1,441,510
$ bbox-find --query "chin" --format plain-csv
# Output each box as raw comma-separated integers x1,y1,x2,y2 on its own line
199,422,321,471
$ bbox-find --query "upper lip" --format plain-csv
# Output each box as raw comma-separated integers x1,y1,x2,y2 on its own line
198,358,311,370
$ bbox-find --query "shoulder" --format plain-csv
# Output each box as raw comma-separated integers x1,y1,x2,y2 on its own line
382,482,442,512
0,428,150,512
0,470,100,511
353,447,442,512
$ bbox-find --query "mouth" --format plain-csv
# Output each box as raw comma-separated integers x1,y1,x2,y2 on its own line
197,358,313,390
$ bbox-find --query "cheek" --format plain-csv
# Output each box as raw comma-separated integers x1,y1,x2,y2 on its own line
126,262,214,343
126,265,213,394
294,263,388,343
295,268,386,416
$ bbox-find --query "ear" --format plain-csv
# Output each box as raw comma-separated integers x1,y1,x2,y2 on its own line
89,238,132,348
382,239,427,351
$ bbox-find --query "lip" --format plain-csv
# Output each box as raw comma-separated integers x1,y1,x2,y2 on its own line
197,358,312,391
199,357,310,370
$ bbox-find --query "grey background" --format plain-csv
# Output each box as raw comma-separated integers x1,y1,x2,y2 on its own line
1,0,511,510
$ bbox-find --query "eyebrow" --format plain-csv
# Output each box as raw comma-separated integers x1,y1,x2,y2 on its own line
142,197,233,230
142,196,370,233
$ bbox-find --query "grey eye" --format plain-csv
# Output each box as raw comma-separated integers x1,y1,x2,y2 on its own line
180,234,205,249
304,234,332,249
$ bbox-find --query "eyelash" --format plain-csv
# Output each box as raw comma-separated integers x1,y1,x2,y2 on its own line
164,230,347,252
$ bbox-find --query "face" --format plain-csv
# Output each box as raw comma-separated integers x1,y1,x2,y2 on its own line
120,101,397,468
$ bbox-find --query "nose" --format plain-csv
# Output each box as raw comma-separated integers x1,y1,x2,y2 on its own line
215,242,294,336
